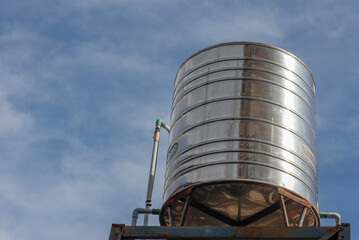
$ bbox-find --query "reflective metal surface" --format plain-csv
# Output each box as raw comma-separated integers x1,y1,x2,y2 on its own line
161,42,319,226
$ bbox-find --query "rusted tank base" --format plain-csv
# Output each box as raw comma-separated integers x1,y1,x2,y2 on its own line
159,181,319,227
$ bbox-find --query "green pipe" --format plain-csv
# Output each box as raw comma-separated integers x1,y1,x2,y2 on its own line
156,119,170,132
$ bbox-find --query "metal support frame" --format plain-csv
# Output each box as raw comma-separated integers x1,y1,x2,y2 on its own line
180,197,238,226
109,224,351,240
179,193,192,226
165,186,315,227
298,207,308,227
238,199,292,226
167,206,174,226
279,194,289,227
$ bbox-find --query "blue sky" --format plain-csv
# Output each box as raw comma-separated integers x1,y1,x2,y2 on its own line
0,0,358,239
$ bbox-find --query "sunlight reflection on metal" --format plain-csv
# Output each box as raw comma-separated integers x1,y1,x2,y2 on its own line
160,42,318,227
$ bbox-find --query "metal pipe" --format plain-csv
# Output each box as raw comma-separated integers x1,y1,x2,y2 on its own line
132,208,160,226
320,212,341,225
143,119,170,226
156,119,170,133
143,129,160,226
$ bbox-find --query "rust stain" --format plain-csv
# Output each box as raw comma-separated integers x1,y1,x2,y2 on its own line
231,228,239,238
231,226,286,238
325,225,341,236
157,233,172,238
278,187,311,208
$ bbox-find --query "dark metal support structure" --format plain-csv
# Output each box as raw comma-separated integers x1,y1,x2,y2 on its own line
183,198,239,226
168,186,314,227
237,199,292,226
179,193,192,226
167,206,174,226
109,224,351,240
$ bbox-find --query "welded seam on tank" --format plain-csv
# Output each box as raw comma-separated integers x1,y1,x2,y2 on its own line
170,97,316,138
175,57,312,89
171,95,315,134
174,42,315,84
171,99,316,140
170,116,315,154
174,78,314,115
175,73,314,112
176,77,316,114
173,67,315,111
175,59,313,93
175,45,316,92
163,161,318,205
164,149,318,188
165,147,318,182
169,117,316,168
172,68,315,111
171,77,316,121
172,68,315,110
164,162,318,204
167,138,317,176
171,112,315,148
164,163,319,206
173,58,315,99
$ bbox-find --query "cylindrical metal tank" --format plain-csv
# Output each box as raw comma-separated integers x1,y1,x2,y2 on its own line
160,42,319,227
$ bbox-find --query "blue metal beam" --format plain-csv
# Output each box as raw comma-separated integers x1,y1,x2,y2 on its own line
109,224,350,240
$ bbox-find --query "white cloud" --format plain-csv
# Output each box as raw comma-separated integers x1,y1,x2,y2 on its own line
294,1,358,40
0,229,11,240
71,41,166,75
192,13,284,44
0,94,33,136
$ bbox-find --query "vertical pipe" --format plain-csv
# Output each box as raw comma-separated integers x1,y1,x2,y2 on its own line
131,217,137,226
143,126,161,226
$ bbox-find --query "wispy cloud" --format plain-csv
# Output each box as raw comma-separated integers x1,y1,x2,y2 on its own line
190,4,284,44
0,92,33,135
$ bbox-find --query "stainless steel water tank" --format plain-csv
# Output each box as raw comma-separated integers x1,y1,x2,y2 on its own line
160,42,319,227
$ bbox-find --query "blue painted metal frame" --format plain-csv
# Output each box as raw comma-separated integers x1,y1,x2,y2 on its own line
109,223,350,240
